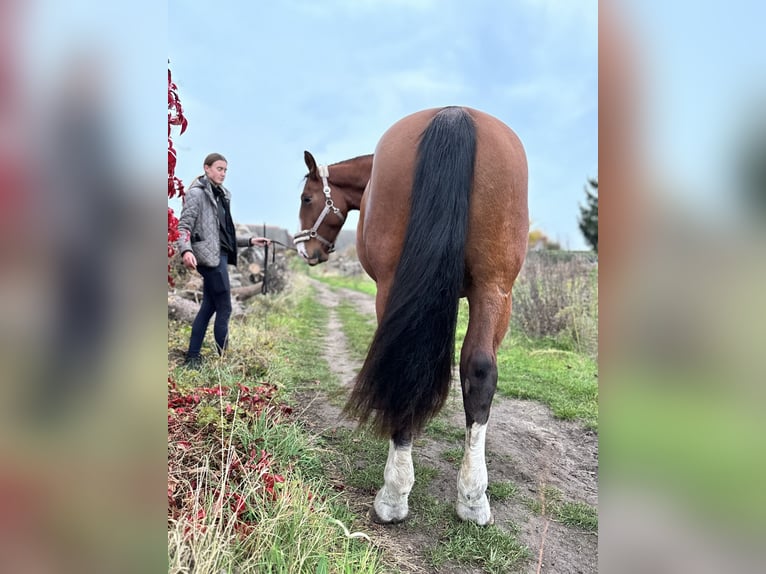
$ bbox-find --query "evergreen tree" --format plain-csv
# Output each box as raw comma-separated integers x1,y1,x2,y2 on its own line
578,178,598,252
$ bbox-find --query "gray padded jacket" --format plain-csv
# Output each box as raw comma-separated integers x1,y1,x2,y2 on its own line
176,175,251,267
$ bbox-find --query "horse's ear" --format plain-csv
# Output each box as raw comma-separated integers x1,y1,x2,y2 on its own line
304,150,318,179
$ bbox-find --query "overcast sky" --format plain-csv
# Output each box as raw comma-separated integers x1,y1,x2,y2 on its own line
623,0,766,220
169,0,597,249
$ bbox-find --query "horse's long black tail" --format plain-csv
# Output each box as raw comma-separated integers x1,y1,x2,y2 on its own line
345,106,476,438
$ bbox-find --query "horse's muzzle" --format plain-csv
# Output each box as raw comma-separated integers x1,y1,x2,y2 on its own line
296,241,327,265
308,249,328,265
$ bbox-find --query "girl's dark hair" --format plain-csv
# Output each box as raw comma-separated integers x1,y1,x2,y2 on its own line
203,152,227,166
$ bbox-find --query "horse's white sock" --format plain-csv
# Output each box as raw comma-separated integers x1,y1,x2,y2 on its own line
457,421,493,525
373,440,414,523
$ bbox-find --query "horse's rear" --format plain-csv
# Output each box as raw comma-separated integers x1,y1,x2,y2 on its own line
349,106,528,524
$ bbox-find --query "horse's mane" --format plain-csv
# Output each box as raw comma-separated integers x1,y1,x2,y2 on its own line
303,154,373,186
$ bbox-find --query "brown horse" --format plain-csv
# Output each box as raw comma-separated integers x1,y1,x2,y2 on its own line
294,106,528,525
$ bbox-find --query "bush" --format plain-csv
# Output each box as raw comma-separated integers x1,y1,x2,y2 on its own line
168,249,191,288
512,251,598,356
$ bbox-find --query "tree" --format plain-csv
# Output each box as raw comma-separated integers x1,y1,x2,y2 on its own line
528,223,561,251
578,178,598,252
738,118,766,219
168,65,188,285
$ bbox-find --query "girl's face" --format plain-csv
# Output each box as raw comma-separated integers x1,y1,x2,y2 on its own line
204,160,228,186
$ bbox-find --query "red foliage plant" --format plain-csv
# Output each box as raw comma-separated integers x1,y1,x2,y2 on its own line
168,65,188,285
167,377,292,538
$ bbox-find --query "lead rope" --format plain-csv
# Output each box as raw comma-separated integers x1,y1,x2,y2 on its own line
261,222,268,294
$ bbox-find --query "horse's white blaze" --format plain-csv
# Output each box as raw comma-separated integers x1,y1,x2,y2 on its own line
296,242,308,260
373,440,414,522
456,421,492,525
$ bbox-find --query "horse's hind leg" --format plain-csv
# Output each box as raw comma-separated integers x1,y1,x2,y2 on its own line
456,288,512,525
370,430,414,524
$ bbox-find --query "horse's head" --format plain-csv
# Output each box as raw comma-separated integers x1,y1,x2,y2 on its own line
294,150,348,265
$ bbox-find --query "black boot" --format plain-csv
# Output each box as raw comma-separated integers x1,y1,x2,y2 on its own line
182,354,203,370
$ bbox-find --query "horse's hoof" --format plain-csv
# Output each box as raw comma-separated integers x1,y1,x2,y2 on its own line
456,500,493,526
369,505,407,525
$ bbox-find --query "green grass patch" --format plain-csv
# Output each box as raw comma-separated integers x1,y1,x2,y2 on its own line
521,485,562,515
313,273,378,296
336,300,377,361
208,283,341,401
521,486,597,532
555,501,598,532
424,417,466,443
323,426,438,495
487,480,518,502
236,410,325,482
169,473,384,574
455,300,598,430
323,427,390,493
427,520,530,574
396,458,531,573
440,447,464,464
494,335,598,430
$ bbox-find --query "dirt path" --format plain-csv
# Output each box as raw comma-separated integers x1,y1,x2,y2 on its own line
298,279,598,574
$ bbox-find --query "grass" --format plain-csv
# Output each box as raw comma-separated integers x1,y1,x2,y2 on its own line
427,521,530,574
168,266,597,572
440,447,464,464
406,469,530,574
521,486,598,533
323,427,391,493
304,267,598,567
495,333,598,430
555,501,598,531
310,271,378,296
487,480,518,502
168,283,388,573
251,283,338,398
424,417,466,443
336,300,377,361
511,251,598,357
521,485,562,515
315,381,531,573
313,276,599,431
324,426,438,494
168,473,384,573
399,468,530,574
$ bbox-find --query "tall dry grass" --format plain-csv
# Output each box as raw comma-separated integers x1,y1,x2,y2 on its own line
512,250,598,357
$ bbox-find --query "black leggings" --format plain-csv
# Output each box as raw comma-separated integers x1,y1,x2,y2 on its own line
187,254,232,357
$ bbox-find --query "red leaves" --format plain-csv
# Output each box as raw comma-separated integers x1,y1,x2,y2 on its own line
168,66,188,286
167,392,200,410
230,492,247,515
246,449,285,500
167,378,284,424
168,207,179,283
197,385,227,397
168,375,293,539
168,68,188,135
168,208,180,242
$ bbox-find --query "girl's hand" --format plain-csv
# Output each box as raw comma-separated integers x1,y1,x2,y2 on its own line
250,237,271,247
182,251,197,270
